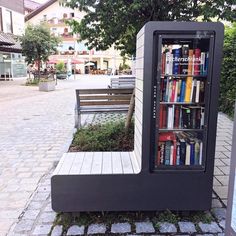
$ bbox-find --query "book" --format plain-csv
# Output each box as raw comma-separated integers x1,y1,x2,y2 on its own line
160,142,165,165
170,145,174,165
173,48,181,74
194,141,200,165
181,46,189,74
200,52,206,75
191,79,197,103
190,140,195,165
195,80,200,103
164,141,172,165
179,137,186,165
188,49,194,75
185,143,191,165
180,80,186,102
185,77,193,102
169,54,173,75
199,81,205,103
159,104,163,128
194,48,201,75
176,141,181,165
199,142,203,165
171,80,177,102
161,53,166,74
182,106,191,128
203,52,209,75
165,51,171,75
162,106,167,128
174,106,180,128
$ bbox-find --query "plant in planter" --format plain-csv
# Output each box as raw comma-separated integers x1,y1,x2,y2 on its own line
38,73,56,92
55,62,67,79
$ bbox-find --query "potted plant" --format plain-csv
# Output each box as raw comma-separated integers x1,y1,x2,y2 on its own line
55,61,67,79
38,73,56,92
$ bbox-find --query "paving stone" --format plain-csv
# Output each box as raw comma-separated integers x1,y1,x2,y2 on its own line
67,225,84,235
159,222,177,233
39,212,56,223
219,220,225,229
178,221,196,233
111,222,131,233
14,220,34,232
22,210,40,220
51,225,63,236
32,224,52,235
198,222,222,233
213,186,228,199
87,223,106,234
218,233,225,236
135,222,155,233
212,208,226,221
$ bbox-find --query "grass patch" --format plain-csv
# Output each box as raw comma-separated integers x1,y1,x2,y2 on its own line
69,120,134,152
25,78,39,86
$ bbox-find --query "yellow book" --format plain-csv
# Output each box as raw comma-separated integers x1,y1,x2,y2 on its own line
185,76,193,102
188,49,194,75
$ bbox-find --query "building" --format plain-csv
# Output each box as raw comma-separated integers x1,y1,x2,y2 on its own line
25,0,128,74
0,0,26,78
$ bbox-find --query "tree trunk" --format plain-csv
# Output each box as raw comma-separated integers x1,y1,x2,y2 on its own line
38,60,41,80
125,89,135,132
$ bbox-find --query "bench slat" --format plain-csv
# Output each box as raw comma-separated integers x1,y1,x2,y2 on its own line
130,152,140,174
121,152,134,174
102,152,112,174
80,101,130,106
54,154,66,175
79,95,132,100
77,88,133,94
112,152,123,174
91,152,103,174
69,152,85,175
58,153,76,175
80,152,93,174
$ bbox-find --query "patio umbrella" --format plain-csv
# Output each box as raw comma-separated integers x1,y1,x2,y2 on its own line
47,59,58,64
71,59,84,64
85,62,95,66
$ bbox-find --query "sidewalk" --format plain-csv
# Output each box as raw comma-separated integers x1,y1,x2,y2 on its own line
0,77,233,235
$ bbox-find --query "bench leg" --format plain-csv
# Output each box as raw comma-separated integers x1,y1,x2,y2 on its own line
78,113,82,128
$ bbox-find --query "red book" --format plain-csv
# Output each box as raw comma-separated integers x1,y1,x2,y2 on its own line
174,106,180,128
171,80,176,102
194,48,201,75
162,106,167,128
159,105,163,128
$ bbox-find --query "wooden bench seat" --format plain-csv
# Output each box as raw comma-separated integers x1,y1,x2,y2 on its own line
109,76,135,89
53,152,140,175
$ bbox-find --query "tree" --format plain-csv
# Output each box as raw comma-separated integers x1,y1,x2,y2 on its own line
20,24,60,79
66,0,236,56
219,23,236,118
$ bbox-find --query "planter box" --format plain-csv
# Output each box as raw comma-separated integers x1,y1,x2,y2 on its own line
56,74,67,80
39,80,56,92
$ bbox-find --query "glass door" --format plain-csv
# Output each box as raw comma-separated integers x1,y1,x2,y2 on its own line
153,32,214,170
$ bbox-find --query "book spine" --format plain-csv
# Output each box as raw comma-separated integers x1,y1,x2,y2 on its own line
160,142,165,164
162,53,166,74
194,48,201,75
174,106,180,128
196,80,200,103
164,141,171,165
180,80,186,102
173,48,181,74
159,104,163,128
174,80,178,102
200,52,205,75
185,77,193,102
192,79,197,103
194,141,200,165
177,79,182,102
173,140,177,165
188,49,194,75
203,52,209,75
170,145,174,165
199,142,203,165
169,54,173,75
165,52,171,75
180,140,186,165
162,106,167,128
171,80,176,102
181,47,189,74
190,142,195,165
176,142,180,165
165,77,170,102
185,143,191,165
201,107,205,128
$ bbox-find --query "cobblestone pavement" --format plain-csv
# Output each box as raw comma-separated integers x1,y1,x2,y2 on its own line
1,76,233,236
0,75,110,236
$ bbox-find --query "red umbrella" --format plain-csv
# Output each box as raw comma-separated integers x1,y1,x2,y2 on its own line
71,59,84,64
47,59,58,64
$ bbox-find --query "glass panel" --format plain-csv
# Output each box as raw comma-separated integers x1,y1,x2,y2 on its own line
155,34,211,169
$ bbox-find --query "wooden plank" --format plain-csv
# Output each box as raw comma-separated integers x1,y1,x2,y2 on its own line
112,152,123,174
69,152,85,175
80,100,130,106
79,108,129,113
102,152,112,174
58,153,76,175
53,154,66,175
76,88,133,94
91,152,103,174
130,152,141,174
120,152,134,174
80,152,94,174
79,95,132,100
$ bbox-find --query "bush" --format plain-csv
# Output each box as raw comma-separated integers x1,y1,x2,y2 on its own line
55,61,66,73
70,120,134,151
219,23,236,118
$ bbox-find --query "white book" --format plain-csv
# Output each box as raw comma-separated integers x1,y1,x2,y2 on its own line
170,145,174,165
185,144,191,165
167,106,172,128
199,142,203,165
168,80,172,102
190,79,194,102
196,80,200,103
165,52,171,75
169,54,173,75
172,105,175,128
201,107,205,127
201,52,205,74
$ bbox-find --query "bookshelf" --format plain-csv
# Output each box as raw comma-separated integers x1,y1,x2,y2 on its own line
152,32,216,170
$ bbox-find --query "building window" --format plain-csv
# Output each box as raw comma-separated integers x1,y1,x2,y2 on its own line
5,10,13,33
63,13,68,19
43,15,47,21
70,12,74,18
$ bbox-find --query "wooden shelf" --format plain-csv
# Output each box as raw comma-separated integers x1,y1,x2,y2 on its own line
161,74,207,78
160,102,204,105
158,128,204,132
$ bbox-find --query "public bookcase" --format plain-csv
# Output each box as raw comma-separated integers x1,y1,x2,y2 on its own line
51,22,224,212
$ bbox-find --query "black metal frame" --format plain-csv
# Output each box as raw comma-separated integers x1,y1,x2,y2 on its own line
51,22,224,212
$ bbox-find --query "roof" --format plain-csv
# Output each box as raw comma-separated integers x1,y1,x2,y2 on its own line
0,32,16,46
0,32,22,52
24,0,41,12
25,0,57,21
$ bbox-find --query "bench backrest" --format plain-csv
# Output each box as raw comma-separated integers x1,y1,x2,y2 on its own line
76,88,134,107
110,77,135,88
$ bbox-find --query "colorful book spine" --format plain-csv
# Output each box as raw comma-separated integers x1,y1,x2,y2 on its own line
190,141,195,165
185,143,191,165
181,46,189,74
164,141,172,165
180,80,186,102
162,53,166,74
165,51,171,75
194,48,201,75
184,77,193,102
188,49,194,75
173,48,181,74
203,52,209,75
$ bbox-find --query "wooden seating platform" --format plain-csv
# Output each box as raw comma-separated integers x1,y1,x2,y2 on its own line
109,76,135,89
54,152,140,175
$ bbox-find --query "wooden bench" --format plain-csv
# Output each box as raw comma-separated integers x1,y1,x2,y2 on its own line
109,76,135,89
75,88,134,128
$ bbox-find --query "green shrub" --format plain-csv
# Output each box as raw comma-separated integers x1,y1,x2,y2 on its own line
55,61,66,73
70,120,134,151
219,23,236,118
